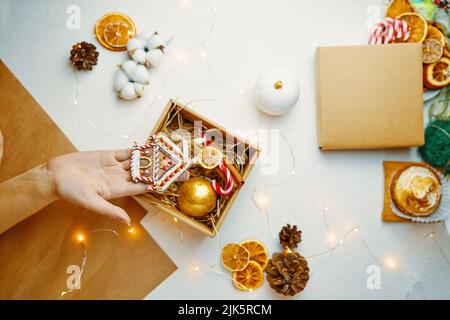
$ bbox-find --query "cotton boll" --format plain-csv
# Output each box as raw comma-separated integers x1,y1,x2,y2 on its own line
114,69,129,91
130,49,147,65
120,82,139,100
147,33,164,50
145,49,164,67
130,64,150,84
133,83,145,96
127,37,144,52
137,30,154,42
121,60,137,75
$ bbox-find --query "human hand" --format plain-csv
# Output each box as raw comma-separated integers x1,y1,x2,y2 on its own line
47,149,147,225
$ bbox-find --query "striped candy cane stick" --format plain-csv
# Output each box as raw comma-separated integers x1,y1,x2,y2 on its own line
202,133,235,196
369,18,409,45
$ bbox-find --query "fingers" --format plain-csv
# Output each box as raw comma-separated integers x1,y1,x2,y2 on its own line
84,193,131,226
113,181,149,198
121,159,131,171
114,148,132,162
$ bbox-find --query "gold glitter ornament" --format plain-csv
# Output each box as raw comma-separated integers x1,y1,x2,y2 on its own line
177,177,217,217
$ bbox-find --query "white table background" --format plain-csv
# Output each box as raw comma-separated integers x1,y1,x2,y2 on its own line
1,0,449,300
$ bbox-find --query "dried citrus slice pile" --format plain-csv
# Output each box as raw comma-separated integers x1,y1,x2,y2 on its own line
423,39,444,64
232,261,264,291
386,0,415,18
95,12,136,51
221,243,250,272
424,57,450,89
395,13,428,43
221,239,269,291
240,240,269,270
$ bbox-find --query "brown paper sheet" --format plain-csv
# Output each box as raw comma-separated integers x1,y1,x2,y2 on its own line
316,44,424,150
0,60,176,299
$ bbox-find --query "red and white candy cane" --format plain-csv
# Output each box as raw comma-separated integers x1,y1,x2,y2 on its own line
202,132,235,196
212,161,234,196
369,18,410,45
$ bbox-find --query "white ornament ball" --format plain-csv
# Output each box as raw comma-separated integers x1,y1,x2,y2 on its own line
252,68,300,116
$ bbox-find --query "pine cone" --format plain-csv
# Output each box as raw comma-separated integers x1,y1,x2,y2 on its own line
279,224,301,249
70,42,99,71
265,251,309,296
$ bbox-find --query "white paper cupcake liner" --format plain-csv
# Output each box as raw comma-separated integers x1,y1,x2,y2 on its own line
388,171,449,223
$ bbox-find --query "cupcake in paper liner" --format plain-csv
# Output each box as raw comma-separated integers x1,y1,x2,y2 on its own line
388,164,449,223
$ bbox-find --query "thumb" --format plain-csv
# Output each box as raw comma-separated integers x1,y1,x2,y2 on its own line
85,193,131,226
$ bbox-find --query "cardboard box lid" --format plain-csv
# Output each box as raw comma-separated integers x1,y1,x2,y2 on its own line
316,44,424,150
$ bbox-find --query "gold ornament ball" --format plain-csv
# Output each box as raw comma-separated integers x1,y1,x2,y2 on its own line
178,177,217,217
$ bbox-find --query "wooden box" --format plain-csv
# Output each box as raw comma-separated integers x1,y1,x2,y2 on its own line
135,100,259,237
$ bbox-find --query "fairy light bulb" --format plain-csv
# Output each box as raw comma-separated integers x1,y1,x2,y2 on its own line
326,232,336,243
194,266,200,271
77,233,85,243
251,187,270,212
200,49,208,58
383,257,398,270
127,226,136,234
173,217,178,223
179,0,191,8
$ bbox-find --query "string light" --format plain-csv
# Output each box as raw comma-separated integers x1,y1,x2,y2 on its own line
179,0,192,8
173,217,178,222
76,233,85,243
383,257,399,271
127,226,136,234
200,49,208,58
194,266,200,271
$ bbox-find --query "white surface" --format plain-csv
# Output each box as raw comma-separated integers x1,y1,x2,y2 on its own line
1,0,449,300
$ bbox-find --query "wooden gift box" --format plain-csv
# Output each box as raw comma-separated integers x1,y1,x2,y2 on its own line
135,99,259,237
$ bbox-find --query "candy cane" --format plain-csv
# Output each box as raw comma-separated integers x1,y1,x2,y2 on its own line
212,161,234,196
369,18,409,45
202,132,235,196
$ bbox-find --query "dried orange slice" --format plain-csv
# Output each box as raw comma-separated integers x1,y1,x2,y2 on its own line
199,146,223,169
423,39,444,64
386,0,415,18
423,57,450,89
240,240,269,270
232,261,264,291
95,12,136,51
426,24,446,47
103,21,133,48
396,13,428,43
221,243,250,272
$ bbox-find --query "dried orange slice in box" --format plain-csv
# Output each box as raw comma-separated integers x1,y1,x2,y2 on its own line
396,13,428,43
386,0,415,18
95,12,136,51
221,243,250,272
232,261,264,291
423,57,450,89
199,146,223,169
423,39,444,64
240,240,269,270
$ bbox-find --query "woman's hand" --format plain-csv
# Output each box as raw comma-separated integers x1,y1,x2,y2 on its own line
47,149,147,225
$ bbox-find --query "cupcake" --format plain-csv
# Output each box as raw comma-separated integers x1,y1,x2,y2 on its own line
390,164,442,217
